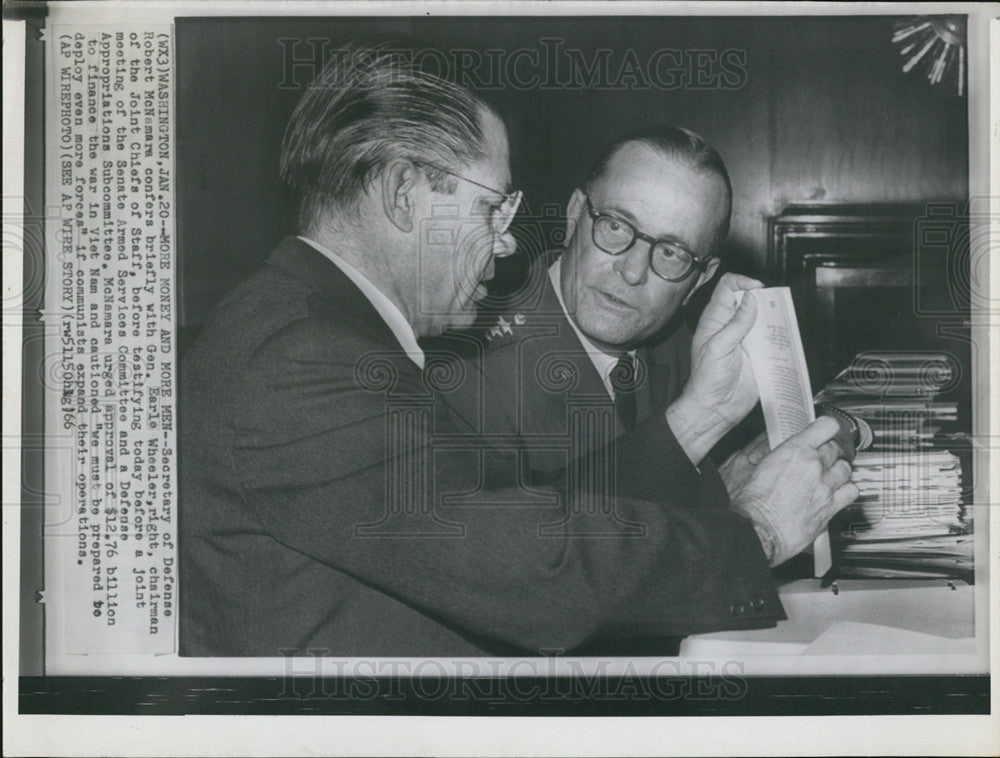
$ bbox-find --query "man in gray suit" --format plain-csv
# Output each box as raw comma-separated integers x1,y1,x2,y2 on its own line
179,46,856,657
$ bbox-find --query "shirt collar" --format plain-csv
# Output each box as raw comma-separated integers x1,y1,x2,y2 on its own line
299,236,425,369
548,258,634,399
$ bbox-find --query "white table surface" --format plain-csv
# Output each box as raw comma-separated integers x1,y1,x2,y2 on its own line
680,578,977,663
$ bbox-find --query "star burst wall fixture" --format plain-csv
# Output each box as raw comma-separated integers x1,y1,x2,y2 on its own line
892,16,967,96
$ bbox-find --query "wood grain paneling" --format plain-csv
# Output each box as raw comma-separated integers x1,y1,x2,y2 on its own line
176,16,968,327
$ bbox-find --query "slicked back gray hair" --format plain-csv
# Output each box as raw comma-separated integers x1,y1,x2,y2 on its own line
280,45,494,233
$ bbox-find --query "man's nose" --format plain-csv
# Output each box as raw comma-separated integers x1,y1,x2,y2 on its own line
612,241,650,286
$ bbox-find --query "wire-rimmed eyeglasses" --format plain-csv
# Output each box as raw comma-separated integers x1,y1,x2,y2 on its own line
583,194,710,283
418,162,523,235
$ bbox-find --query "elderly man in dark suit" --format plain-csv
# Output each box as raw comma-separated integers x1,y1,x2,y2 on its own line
179,47,856,657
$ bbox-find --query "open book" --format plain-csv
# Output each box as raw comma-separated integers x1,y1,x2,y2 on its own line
739,287,830,576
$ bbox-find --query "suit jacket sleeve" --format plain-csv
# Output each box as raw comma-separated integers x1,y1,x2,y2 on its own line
610,412,732,509
230,313,781,654
607,320,733,507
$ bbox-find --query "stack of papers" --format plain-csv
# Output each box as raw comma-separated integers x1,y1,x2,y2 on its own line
818,353,972,581
815,352,958,452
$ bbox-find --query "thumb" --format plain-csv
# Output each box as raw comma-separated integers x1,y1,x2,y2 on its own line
711,289,758,349
492,231,517,258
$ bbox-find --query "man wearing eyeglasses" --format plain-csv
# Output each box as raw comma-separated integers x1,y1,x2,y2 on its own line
180,46,851,657
466,127,857,653
180,46,529,656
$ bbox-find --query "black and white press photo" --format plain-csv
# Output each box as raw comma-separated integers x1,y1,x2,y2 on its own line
3,2,997,756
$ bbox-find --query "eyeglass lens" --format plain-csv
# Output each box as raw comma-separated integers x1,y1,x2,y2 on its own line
592,214,695,280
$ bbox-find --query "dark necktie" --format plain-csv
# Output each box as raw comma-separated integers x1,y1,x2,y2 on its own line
611,353,638,432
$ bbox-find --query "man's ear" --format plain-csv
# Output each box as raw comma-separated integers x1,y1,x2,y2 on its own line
682,257,722,305
381,160,418,233
564,188,586,245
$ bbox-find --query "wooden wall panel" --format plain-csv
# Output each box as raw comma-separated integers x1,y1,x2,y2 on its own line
176,16,968,327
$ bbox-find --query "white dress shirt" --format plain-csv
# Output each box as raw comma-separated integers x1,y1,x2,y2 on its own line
548,258,635,400
299,236,425,369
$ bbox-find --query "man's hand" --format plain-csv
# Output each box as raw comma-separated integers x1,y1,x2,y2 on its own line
665,274,763,465
718,432,770,499
686,273,763,426
729,416,860,567
492,229,518,258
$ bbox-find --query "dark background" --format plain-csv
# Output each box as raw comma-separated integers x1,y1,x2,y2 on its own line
175,15,968,338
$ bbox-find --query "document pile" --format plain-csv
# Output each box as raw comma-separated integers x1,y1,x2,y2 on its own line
815,352,958,452
815,353,973,581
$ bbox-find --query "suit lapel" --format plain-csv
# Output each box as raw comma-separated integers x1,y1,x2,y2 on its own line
540,263,610,399
644,321,693,417
634,346,654,426
517,267,611,438
527,259,687,436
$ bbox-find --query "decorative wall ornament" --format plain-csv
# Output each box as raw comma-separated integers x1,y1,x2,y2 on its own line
892,16,967,96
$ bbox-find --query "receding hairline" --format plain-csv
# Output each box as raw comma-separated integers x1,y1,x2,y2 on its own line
586,139,730,197
584,138,733,257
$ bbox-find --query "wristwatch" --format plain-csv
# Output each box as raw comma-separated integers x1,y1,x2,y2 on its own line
814,403,873,462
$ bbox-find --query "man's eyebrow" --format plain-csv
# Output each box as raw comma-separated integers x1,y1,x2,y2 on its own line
657,234,699,256
602,202,699,254
601,203,639,225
